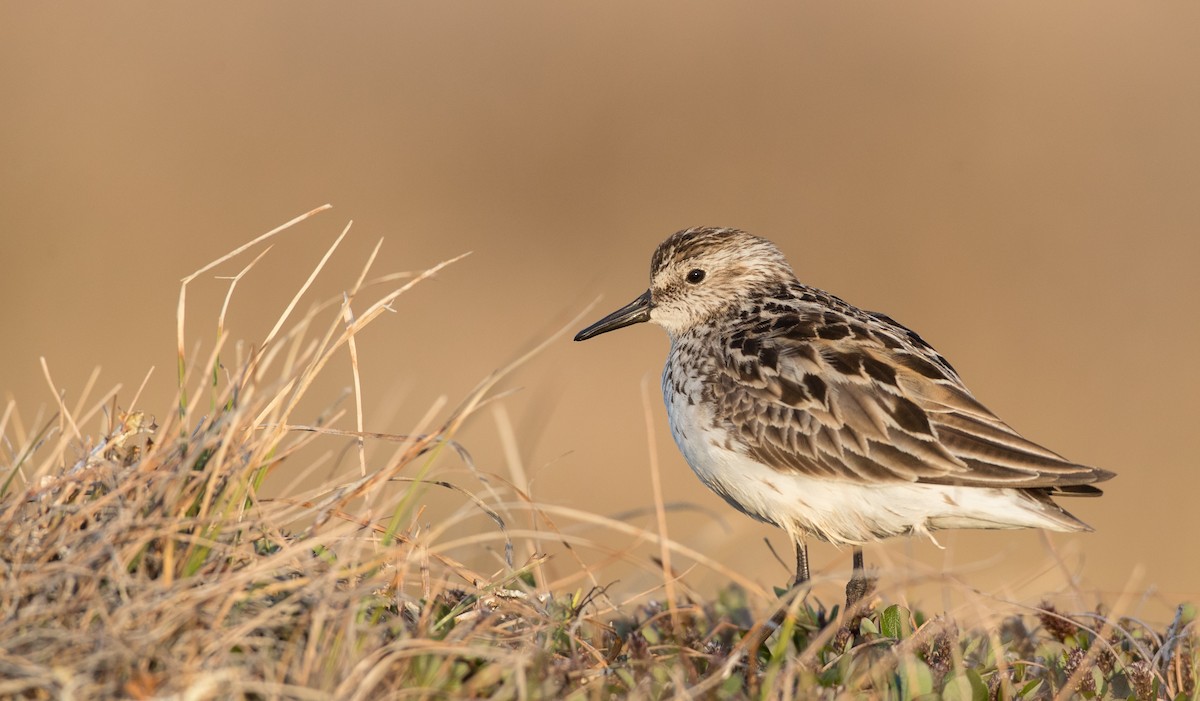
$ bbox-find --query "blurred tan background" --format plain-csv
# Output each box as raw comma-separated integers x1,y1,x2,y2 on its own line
3,3,1197,619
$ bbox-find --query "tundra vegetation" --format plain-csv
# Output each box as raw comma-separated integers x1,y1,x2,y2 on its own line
1,210,1194,700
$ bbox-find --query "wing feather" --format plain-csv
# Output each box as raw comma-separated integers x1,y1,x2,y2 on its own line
712,303,1113,491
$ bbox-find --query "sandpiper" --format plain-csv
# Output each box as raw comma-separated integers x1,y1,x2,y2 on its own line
575,227,1112,603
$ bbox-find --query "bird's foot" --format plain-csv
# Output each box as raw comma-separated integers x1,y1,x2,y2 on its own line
845,570,878,612
835,569,879,648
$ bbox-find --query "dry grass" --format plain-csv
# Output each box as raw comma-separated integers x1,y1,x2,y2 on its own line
1,209,1195,700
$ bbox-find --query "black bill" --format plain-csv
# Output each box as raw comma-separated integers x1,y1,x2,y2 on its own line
574,290,653,341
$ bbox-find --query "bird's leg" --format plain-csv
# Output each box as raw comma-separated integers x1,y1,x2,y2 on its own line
844,546,877,610
793,540,810,587
765,540,811,638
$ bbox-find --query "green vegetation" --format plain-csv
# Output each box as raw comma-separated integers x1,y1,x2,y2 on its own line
1,213,1194,699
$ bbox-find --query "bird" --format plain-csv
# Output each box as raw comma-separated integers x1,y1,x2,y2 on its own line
574,226,1113,605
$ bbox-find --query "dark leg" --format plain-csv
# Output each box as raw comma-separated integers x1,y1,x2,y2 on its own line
844,546,877,610
794,540,810,586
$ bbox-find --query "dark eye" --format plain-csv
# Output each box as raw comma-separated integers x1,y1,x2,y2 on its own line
686,269,706,284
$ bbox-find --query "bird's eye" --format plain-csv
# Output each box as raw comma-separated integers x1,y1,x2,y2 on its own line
686,269,706,284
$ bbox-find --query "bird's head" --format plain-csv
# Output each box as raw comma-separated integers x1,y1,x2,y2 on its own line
575,227,795,341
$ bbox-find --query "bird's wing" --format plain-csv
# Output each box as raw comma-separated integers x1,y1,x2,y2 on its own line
712,310,1113,489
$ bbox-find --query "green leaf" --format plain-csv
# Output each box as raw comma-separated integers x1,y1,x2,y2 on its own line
860,616,880,636
1018,679,1043,697
1179,601,1196,625
969,667,988,701
880,604,900,638
881,604,913,639
962,635,981,660
966,669,989,701
941,674,975,701
944,670,989,701
898,658,935,698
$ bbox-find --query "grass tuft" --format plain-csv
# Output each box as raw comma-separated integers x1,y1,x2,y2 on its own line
1,211,1195,699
